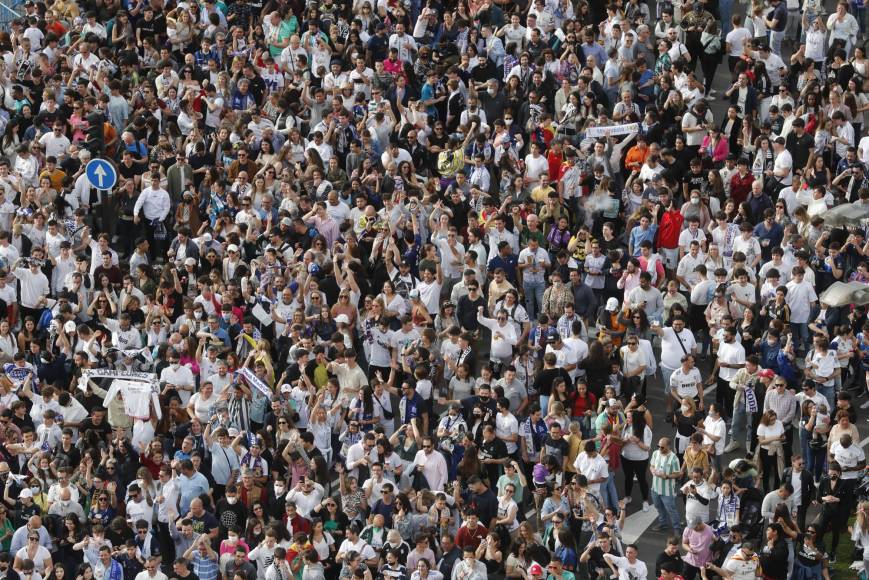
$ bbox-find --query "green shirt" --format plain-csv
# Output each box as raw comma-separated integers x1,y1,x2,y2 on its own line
650,449,681,496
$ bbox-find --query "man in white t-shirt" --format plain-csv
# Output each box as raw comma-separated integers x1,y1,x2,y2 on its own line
829,434,866,481
655,317,698,407
495,398,520,455
603,545,649,580
771,137,793,186
574,441,609,500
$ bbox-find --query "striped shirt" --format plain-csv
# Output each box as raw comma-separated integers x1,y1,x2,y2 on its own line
191,552,219,580
650,450,681,496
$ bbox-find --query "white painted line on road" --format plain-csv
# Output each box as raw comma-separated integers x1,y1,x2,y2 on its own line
860,435,869,448
621,506,660,544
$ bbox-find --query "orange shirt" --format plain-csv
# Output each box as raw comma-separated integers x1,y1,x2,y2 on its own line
624,145,649,172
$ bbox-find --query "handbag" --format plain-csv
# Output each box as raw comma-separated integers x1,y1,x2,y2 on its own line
375,395,394,420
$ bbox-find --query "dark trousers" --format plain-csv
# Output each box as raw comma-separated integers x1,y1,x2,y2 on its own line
19,306,42,326
783,426,794,465
156,521,175,563
796,503,809,532
143,218,166,260
700,52,719,94
622,457,650,502
716,377,734,421
814,508,847,554
759,448,781,493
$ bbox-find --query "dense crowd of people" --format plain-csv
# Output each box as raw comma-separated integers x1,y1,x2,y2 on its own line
0,0,868,580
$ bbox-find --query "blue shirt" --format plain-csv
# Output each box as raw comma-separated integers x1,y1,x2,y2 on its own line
192,552,220,580
580,42,607,69
400,392,424,424
178,472,210,513
629,224,658,256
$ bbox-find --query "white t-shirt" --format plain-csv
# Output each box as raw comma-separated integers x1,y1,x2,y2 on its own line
703,415,727,455
606,556,649,580
670,367,702,400
574,452,608,495
660,327,697,369
417,279,441,315
495,412,519,454
773,149,793,185
726,27,752,56
829,440,866,479
757,420,785,451
717,340,746,381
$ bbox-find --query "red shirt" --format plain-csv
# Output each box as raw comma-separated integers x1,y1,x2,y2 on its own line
455,523,488,551
570,392,598,418
547,150,563,180
730,171,754,205
657,209,684,249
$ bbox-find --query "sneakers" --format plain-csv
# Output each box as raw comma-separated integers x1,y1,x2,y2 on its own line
724,441,741,453
860,399,869,409
624,497,632,505
651,523,666,532
828,555,837,565
642,501,651,512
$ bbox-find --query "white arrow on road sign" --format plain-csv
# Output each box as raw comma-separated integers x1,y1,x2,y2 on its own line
93,164,107,187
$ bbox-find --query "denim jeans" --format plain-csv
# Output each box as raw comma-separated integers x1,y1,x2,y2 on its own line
791,322,810,354
720,0,734,36
731,399,753,449
661,366,676,398
852,4,867,34
602,470,619,509
651,491,682,532
523,279,545,322
817,383,835,409
769,29,786,55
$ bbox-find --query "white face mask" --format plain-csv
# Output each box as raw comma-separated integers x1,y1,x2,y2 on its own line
227,534,238,544
487,87,497,97
691,197,700,205
30,487,39,495
681,405,690,414
504,119,513,126
194,311,203,320
226,497,238,505
222,314,231,322
274,484,285,494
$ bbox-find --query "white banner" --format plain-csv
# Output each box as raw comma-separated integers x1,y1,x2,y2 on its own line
237,367,273,398
586,123,639,138
3,363,32,386
78,368,159,391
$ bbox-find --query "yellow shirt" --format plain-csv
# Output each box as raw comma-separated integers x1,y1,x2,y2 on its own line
566,433,584,473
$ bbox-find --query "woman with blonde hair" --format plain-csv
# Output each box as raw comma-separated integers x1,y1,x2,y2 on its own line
851,501,869,576
674,397,701,461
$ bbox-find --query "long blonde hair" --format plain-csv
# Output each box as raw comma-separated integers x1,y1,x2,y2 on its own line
858,501,869,535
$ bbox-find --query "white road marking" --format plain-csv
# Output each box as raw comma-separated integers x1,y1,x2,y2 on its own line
860,434,869,448
621,507,661,544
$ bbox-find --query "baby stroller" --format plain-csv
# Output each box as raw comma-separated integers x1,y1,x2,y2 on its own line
738,487,765,541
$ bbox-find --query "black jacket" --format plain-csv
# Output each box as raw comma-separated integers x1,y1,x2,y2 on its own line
781,467,815,508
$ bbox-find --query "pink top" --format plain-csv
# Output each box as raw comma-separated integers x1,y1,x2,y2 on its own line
682,525,714,568
219,539,251,558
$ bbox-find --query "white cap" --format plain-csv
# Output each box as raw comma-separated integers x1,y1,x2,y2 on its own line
20,488,32,498
227,244,239,253
228,427,240,437
184,257,197,266
64,320,76,334
335,314,350,325
280,383,292,393
608,398,619,407
605,297,619,312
